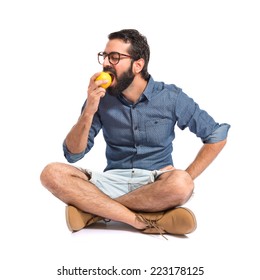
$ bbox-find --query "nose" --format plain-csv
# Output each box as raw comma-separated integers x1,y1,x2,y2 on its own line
102,55,111,67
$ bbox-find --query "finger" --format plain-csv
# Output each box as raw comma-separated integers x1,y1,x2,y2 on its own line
88,72,102,90
160,165,175,171
95,79,108,88
88,78,108,92
88,87,106,98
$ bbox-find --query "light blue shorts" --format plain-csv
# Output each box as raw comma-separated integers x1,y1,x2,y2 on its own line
78,168,171,199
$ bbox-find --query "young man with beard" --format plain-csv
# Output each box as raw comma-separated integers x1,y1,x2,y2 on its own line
40,29,230,237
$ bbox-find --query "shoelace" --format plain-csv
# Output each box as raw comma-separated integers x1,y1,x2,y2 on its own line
136,215,168,240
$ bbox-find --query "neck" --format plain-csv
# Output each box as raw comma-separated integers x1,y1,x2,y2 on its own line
122,76,148,104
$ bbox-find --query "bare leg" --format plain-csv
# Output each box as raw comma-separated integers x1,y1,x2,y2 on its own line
40,162,145,229
116,169,194,212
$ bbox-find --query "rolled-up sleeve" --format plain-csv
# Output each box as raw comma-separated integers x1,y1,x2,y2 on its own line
63,141,86,163
201,123,230,143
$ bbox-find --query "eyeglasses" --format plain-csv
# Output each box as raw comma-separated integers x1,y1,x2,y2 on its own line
97,51,133,65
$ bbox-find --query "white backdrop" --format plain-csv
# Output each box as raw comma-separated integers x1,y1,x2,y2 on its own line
1,0,259,279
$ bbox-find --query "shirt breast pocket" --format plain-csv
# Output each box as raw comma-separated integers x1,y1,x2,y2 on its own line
145,119,173,146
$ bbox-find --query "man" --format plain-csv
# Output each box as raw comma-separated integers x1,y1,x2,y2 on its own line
40,29,230,237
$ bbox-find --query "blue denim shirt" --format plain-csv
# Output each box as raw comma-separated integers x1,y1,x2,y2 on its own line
63,76,230,171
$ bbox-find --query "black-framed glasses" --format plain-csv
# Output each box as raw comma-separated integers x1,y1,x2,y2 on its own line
97,51,133,65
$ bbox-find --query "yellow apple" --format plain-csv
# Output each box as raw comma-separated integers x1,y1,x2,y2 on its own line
95,72,112,89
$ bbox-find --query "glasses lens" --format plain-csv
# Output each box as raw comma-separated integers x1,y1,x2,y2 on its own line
98,52,104,65
108,52,120,65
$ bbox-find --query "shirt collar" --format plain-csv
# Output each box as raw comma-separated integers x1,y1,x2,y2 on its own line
117,75,155,105
142,75,155,101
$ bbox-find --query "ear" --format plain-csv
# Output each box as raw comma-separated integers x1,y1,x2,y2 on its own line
133,58,145,74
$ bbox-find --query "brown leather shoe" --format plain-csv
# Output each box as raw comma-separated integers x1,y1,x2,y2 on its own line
65,205,102,232
136,207,197,236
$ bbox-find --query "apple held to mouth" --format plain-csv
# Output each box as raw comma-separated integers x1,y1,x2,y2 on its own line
95,72,112,89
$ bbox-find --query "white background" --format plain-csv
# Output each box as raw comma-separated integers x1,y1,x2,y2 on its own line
1,0,259,279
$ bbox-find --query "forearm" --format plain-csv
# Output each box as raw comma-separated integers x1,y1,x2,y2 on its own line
65,111,94,154
64,72,107,155
185,139,227,180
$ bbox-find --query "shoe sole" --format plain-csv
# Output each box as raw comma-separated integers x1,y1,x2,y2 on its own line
180,207,197,234
164,207,197,234
65,205,86,232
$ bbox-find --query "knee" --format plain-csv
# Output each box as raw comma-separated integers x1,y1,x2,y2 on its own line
40,162,63,188
166,170,194,205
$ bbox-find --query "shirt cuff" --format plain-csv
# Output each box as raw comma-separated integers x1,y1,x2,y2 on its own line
63,141,85,163
202,123,231,144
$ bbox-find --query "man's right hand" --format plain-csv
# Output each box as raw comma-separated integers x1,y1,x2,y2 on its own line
84,72,107,116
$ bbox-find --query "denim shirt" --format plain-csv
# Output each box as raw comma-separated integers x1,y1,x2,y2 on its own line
63,76,230,171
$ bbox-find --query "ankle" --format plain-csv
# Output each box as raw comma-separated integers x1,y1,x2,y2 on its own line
133,215,147,230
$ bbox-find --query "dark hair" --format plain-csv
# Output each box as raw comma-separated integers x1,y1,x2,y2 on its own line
108,29,150,80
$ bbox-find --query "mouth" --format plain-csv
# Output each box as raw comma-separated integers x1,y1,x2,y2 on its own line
109,72,115,82
103,67,116,84
106,72,115,86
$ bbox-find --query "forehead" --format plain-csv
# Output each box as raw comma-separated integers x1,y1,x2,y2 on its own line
104,39,131,54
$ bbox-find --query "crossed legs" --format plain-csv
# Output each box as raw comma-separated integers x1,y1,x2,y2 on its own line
40,162,194,231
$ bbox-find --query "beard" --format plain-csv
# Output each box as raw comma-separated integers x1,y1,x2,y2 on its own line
104,65,135,97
